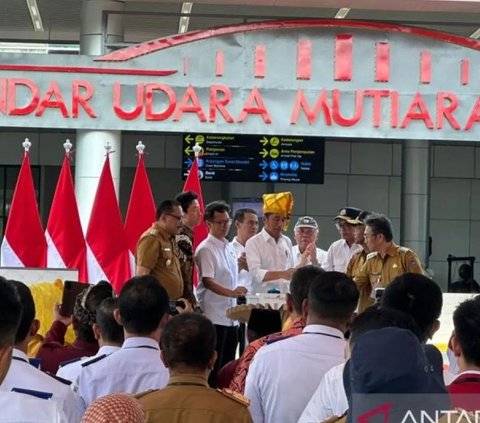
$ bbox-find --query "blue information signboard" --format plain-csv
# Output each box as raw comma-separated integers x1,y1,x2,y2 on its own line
182,133,324,184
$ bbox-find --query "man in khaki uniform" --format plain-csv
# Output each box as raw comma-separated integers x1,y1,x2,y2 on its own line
354,213,423,303
136,200,184,300
136,312,252,423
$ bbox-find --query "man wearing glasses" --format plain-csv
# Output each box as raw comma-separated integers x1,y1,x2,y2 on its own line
325,207,362,273
195,201,247,387
135,200,184,301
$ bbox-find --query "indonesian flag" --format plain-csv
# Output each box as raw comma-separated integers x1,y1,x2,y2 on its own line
85,154,131,292
46,154,87,282
1,149,47,267
124,152,155,276
182,157,208,287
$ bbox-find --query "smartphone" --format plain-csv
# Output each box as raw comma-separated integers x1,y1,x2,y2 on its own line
60,281,89,317
374,287,385,304
236,296,247,305
168,300,186,315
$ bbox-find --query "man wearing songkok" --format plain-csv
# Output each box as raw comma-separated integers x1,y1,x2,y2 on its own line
0,276,67,422
354,214,423,297
136,313,252,423
292,216,327,268
0,281,79,422
229,265,323,394
136,199,184,300
245,271,358,423
245,192,295,293
325,207,362,272
77,276,169,415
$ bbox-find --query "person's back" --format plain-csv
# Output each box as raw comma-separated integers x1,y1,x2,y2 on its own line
77,276,170,414
136,313,252,423
245,271,359,423
0,280,79,422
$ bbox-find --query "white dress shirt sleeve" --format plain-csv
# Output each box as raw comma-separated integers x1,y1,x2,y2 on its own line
245,238,268,287
195,246,216,279
324,244,335,271
245,356,265,423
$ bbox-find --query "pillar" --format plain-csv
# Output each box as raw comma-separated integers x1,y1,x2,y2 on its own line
400,139,431,268
76,0,125,230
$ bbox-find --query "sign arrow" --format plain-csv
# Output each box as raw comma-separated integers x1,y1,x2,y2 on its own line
260,136,269,146
185,134,194,144
259,171,268,181
184,158,193,167
259,160,268,170
260,148,268,158
184,146,193,155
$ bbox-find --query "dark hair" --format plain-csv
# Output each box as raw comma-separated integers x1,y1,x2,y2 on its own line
308,271,359,320
95,297,124,345
381,273,443,343
459,263,473,280
357,211,371,224
204,201,230,222
233,208,257,223
156,200,181,220
290,265,325,314
160,312,216,370
0,277,22,348
247,309,282,341
365,213,393,242
10,280,35,344
453,297,480,367
175,191,198,214
118,276,169,335
349,306,421,348
74,281,113,343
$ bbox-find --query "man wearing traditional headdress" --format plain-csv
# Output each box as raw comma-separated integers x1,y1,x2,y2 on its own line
245,192,295,294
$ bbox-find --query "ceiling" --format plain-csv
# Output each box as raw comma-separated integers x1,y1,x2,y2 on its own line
3,0,480,45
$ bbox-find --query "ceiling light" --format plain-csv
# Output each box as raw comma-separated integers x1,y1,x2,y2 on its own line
470,28,480,39
26,0,44,32
334,8,351,19
178,2,193,34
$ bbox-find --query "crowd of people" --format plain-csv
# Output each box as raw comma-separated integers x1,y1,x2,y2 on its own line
0,190,479,422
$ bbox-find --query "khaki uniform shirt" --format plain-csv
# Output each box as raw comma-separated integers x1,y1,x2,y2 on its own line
354,243,423,296
136,224,183,299
346,249,374,313
136,374,252,423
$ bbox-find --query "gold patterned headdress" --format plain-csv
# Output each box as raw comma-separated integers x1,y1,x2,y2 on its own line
262,191,294,231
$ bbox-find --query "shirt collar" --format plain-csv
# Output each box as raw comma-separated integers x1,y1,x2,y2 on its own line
385,242,399,257
167,374,208,387
451,370,480,383
12,348,28,362
122,337,160,350
260,227,283,243
302,324,344,339
157,225,174,241
98,345,121,356
207,233,228,246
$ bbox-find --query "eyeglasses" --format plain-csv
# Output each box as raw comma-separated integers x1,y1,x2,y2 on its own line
212,219,232,226
166,213,182,221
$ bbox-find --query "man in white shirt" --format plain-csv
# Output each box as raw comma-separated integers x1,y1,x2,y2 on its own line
325,207,362,272
77,275,171,414
56,297,123,392
292,216,327,268
244,271,359,423
0,281,79,422
196,201,247,387
245,192,295,294
0,277,67,423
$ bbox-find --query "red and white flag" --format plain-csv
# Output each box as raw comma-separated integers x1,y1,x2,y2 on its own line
46,145,87,282
182,156,208,287
1,141,47,267
124,145,156,276
85,153,131,292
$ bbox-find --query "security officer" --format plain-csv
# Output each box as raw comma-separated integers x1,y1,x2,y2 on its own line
136,199,184,300
0,281,79,422
354,213,424,300
0,276,67,422
136,312,252,423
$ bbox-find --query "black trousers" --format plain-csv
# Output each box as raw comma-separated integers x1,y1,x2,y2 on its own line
209,324,238,387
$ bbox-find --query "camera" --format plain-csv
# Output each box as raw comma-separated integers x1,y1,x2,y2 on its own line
236,296,247,305
374,288,385,304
